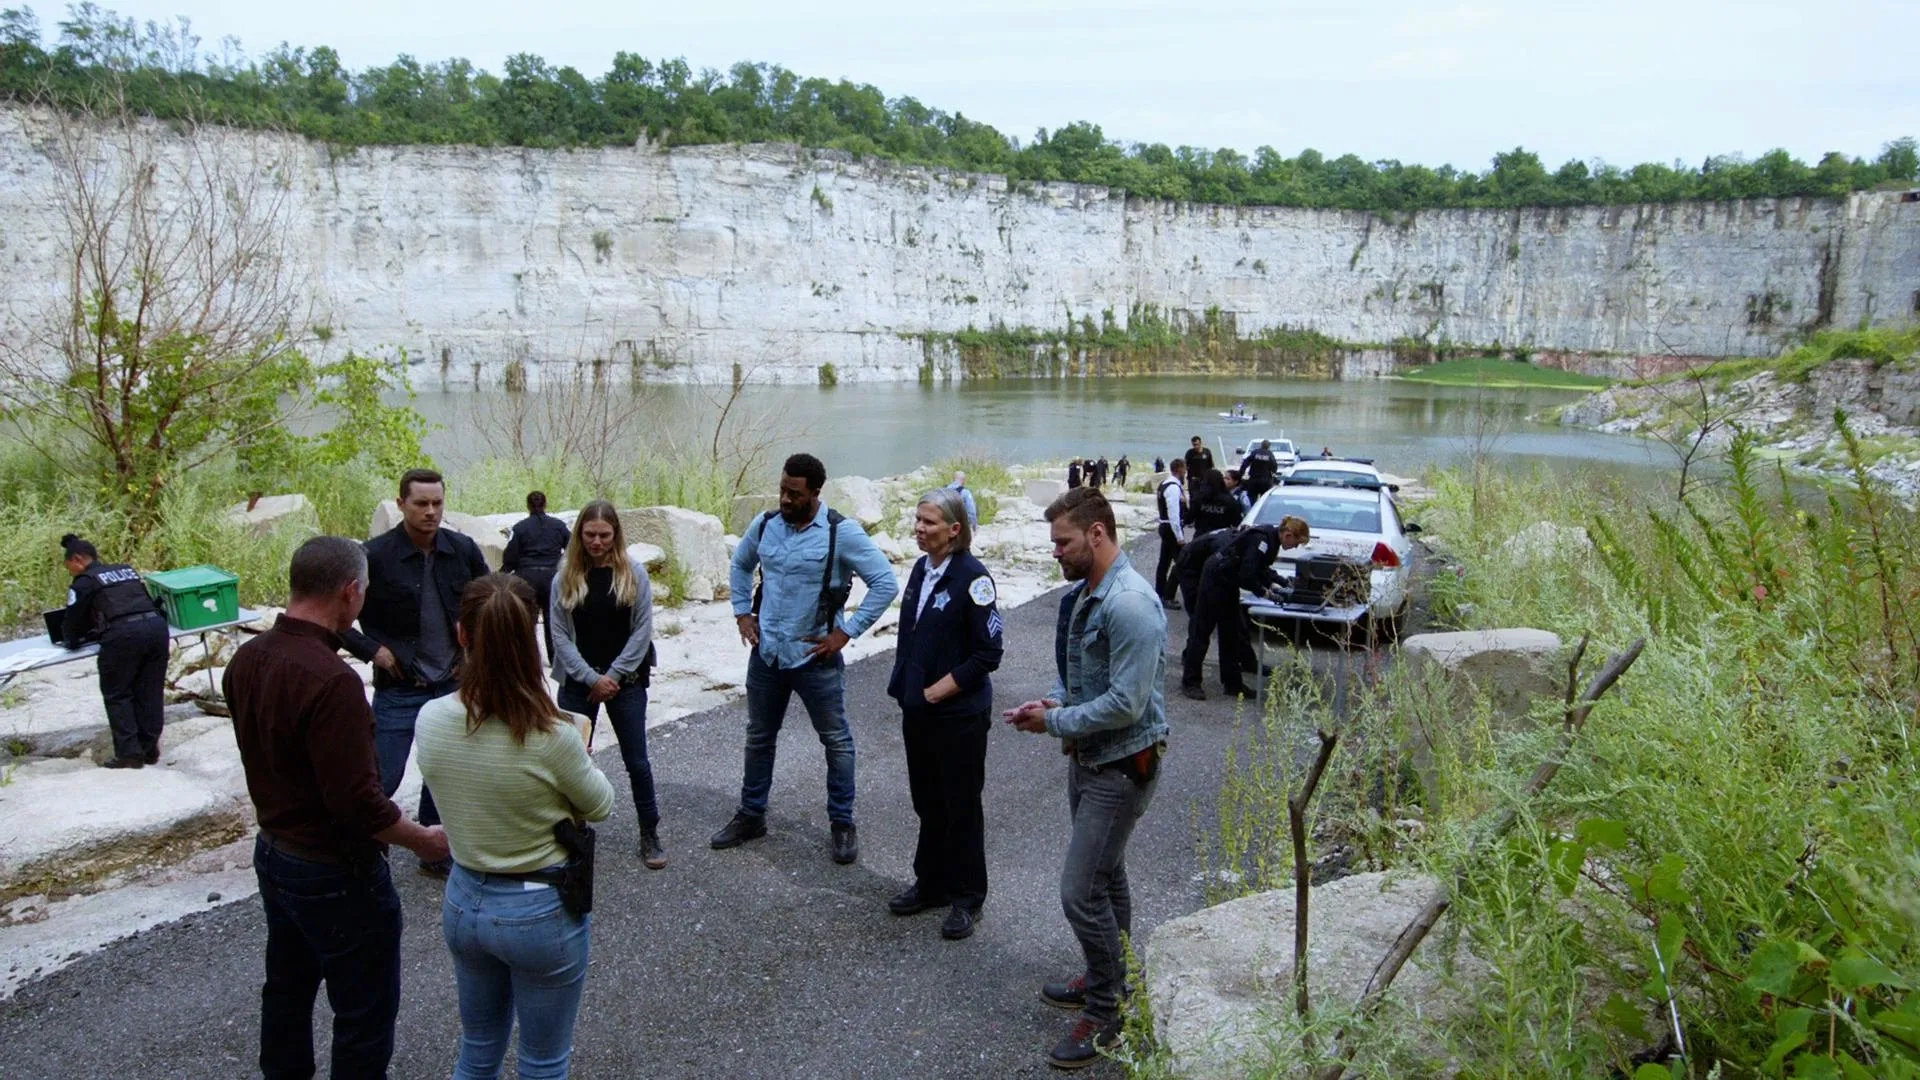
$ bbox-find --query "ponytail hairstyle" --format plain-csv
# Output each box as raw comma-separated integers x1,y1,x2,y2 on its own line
557,500,639,610
456,574,565,745
60,533,99,560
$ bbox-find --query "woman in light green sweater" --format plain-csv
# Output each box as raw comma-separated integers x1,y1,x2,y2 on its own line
416,573,613,1080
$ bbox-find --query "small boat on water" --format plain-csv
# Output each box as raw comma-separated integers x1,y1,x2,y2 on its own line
1217,412,1263,424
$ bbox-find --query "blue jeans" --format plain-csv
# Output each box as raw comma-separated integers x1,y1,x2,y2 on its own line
556,679,659,828
739,649,855,825
373,679,458,829
252,834,403,1080
1061,759,1158,1027
442,864,592,1080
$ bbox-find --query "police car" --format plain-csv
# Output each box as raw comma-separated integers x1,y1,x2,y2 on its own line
1239,479,1421,639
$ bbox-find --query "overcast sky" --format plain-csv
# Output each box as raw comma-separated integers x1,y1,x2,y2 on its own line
52,0,1920,171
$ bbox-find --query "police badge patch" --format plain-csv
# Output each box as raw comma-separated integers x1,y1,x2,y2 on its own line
968,576,996,606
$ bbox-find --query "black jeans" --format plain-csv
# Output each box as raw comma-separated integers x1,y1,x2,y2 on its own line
558,678,660,828
902,708,990,909
253,834,404,1080
516,562,559,660
1182,577,1256,692
1154,524,1182,601
98,612,168,760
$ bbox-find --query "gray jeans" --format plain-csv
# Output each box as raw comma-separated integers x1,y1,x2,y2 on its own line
1061,757,1158,1025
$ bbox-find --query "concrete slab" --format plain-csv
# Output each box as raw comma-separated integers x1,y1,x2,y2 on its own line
0,763,249,901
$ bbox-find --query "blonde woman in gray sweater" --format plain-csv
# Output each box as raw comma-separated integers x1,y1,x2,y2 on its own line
548,500,664,868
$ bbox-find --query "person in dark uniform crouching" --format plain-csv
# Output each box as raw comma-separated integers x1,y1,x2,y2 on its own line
60,533,169,768
1180,516,1309,701
886,487,1005,941
502,489,571,658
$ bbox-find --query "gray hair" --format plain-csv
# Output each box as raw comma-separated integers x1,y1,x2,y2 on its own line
288,536,369,599
918,487,973,553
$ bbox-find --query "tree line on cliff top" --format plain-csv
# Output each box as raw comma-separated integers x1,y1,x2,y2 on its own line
1,4,1916,211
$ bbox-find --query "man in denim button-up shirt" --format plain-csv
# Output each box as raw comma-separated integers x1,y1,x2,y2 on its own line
1006,487,1169,1070
710,453,899,865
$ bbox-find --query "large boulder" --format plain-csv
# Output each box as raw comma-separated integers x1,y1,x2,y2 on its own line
1145,872,1475,1079
625,542,667,573
1401,629,1565,719
1023,478,1067,507
728,494,780,535
369,499,403,538
621,506,730,602
872,531,906,563
443,511,510,571
224,494,317,539
822,476,885,530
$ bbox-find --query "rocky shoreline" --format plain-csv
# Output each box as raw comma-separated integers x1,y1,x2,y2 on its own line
1553,355,1920,498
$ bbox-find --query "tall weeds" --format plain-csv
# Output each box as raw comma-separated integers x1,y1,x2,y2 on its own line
1197,426,1920,1076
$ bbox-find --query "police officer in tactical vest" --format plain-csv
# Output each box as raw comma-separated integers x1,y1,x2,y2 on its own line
60,534,170,769
1179,517,1309,701
1242,439,1280,498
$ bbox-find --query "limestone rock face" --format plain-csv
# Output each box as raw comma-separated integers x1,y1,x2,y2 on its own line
1144,872,1475,1079
622,506,730,602
4,107,1908,389
821,476,885,530
224,494,318,539
1023,479,1067,507
1402,628,1565,719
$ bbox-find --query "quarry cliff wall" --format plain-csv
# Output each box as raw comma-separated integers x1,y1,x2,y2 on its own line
1,106,1915,387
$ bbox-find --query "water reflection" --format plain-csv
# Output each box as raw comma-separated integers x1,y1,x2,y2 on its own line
407,377,1666,481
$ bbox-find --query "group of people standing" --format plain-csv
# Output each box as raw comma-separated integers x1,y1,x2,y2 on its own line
1152,436,1312,701
1064,454,1129,491
207,453,1165,1076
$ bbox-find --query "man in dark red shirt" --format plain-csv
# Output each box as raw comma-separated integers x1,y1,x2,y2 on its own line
226,536,448,1080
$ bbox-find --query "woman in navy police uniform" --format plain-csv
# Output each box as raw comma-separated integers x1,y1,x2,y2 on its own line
886,487,1005,940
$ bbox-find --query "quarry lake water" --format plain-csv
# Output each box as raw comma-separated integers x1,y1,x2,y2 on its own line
410,376,1666,482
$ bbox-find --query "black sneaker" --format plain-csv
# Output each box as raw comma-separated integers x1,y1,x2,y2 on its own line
830,822,859,865
1048,1016,1120,1070
640,826,667,870
99,756,144,770
709,812,767,849
1041,973,1088,1010
1180,684,1206,701
1221,683,1253,699
939,904,979,941
142,747,161,765
888,885,947,916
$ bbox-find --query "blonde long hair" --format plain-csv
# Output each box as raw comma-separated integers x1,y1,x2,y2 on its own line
458,574,565,744
558,500,640,610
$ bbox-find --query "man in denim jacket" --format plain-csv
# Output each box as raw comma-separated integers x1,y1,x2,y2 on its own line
1006,487,1169,1070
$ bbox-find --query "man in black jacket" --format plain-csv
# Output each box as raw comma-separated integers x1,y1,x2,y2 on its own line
60,534,169,769
1183,436,1214,493
342,468,490,875
1180,517,1309,700
502,489,571,658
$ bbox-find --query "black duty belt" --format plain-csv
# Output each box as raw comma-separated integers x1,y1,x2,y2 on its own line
462,863,567,885
109,610,162,624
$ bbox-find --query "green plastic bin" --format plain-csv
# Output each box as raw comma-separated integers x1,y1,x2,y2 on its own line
146,565,240,630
